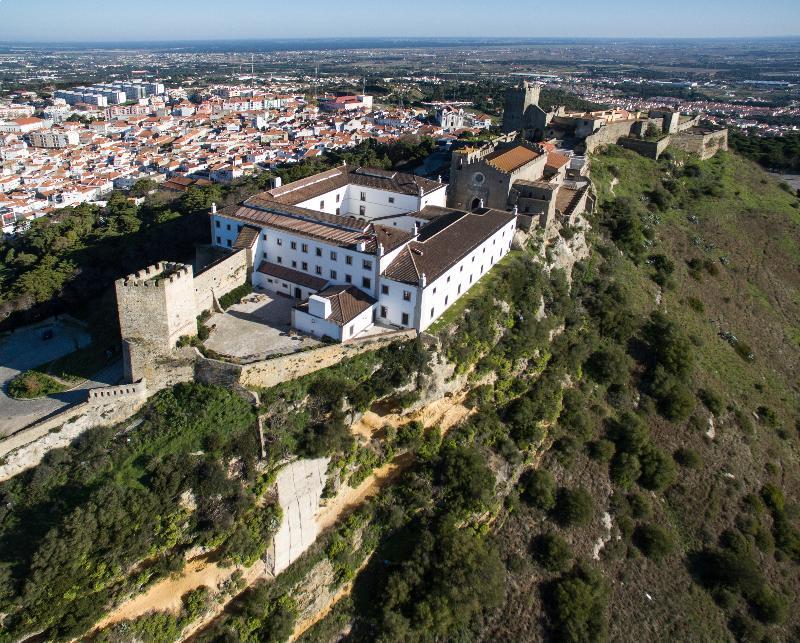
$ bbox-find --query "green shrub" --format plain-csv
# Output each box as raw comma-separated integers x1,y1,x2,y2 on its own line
589,439,616,463
673,447,702,468
698,388,724,415
610,452,641,489
532,533,573,572
650,366,695,421
633,524,674,562
553,487,593,528
547,563,608,642
218,281,253,310
521,469,556,512
7,370,67,399
638,445,677,492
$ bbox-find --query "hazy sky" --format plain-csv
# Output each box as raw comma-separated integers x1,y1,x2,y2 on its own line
0,0,798,42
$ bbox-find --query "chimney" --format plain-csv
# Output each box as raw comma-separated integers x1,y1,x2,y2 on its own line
308,294,332,319
211,202,217,215
437,175,442,184
419,272,427,288
377,242,384,257
513,205,518,216
479,198,484,209
356,240,366,252
418,184,424,197
272,175,282,189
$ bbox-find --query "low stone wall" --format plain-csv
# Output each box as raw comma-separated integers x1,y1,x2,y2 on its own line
0,382,150,481
239,329,417,390
618,136,672,160
87,379,148,402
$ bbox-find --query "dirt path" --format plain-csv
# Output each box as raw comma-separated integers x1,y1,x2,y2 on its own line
92,391,471,639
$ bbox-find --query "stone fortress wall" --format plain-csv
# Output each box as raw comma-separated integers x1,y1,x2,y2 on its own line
115,249,248,384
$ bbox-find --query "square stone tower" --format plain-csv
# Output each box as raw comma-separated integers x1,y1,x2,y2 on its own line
115,262,197,383
502,81,541,134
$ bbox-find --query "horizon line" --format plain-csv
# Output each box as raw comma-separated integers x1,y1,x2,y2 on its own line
1,35,800,46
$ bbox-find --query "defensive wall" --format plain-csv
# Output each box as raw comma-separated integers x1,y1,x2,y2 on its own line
196,328,418,390
115,249,249,383
582,120,638,154
618,135,672,160
670,128,729,160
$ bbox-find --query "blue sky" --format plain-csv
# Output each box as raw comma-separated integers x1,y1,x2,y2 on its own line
0,0,798,42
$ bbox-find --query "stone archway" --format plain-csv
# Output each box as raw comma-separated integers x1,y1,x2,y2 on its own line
470,197,482,212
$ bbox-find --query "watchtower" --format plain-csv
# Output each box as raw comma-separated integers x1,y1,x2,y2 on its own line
502,81,541,134
115,262,197,383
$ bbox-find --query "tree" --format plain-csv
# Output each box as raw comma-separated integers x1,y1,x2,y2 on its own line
533,533,573,572
547,563,609,643
633,524,674,562
553,487,593,528
638,444,677,491
520,469,556,512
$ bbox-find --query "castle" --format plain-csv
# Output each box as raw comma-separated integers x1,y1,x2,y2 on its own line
116,165,517,385
500,80,728,160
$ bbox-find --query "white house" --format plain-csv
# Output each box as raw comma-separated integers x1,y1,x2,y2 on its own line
209,165,516,341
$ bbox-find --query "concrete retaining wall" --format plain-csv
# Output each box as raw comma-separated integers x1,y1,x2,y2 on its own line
239,329,417,390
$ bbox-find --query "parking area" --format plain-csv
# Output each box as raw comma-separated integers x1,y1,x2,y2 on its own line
0,317,122,438
203,291,321,362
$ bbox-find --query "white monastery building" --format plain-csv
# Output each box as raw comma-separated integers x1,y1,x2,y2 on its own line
210,165,516,341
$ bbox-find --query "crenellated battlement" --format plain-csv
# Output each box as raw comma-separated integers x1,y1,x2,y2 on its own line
118,262,193,288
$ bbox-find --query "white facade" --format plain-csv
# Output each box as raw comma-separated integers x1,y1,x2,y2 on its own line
209,167,516,341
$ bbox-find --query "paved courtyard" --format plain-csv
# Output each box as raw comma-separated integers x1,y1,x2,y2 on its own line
0,317,122,438
203,292,321,362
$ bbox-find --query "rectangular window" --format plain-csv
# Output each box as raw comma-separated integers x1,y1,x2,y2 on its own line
330,269,337,279
349,324,354,336
430,307,434,318
292,260,297,268
445,296,449,305
403,290,411,301
301,243,308,253
319,200,324,209
360,191,366,201
362,277,371,289
301,261,308,271
315,266,322,275
388,196,395,203
345,274,352,284
433,287,437,294
380,306,388,318
226,239,232,247
226,223,231,231
290,241,297,250
336,193,340,202
330,251,337,261
277,256,283,264
345,255,353,265
215,220,220,228
262,252,267,259
381,284,389,295
315,247,322,257
447,276,451,283
362,259,372,270
359,205,366,216
401,312,409,325
237,224,243,232
216,236,221,244
277,238,283,246
458,284,462,294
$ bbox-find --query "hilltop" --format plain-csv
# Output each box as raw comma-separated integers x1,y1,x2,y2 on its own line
0,146,797,643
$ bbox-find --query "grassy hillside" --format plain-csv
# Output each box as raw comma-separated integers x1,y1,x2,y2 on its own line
480,147,800,642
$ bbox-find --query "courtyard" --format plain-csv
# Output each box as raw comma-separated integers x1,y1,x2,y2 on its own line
203,291,322,362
